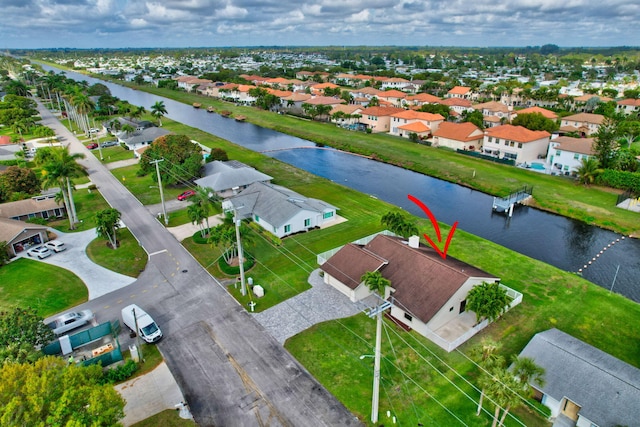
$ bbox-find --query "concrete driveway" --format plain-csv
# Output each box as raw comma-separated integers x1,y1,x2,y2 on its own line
23,228,136,300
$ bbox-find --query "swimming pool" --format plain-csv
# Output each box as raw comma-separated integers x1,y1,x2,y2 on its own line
530,162,546,170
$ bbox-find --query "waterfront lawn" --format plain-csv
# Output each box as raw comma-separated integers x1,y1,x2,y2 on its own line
0,258,87,316
115,164,189,205
48,187,111,232
86,228,147,278
92,145,137,163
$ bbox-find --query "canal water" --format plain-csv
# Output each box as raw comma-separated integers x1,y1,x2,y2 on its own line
41,65,640,302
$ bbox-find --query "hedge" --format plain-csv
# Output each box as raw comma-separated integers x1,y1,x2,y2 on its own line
597,169,640,192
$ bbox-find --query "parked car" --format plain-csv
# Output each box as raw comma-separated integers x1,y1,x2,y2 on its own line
86,142,98,149
45,240,66,253
27,245,52,259
121,304,163,343
88,128,100,134
46,310,94,336
177,190,196,201
100,140,119,148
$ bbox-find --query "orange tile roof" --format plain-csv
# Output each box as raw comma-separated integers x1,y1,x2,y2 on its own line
617,99,640,107
433,122,483,142
330,104,363,115
473,101,510,113
486,125,550,143
448,86,471,95
266,88,293,97
303,96,344,105
437,98,473,107
266,77,291,85
574,94,613,103
359,106,405,117
378,90,407,99
391,110,444,121
357,87,383,96
406,93,441,103
515,106,558,119
281,93,311,102
398,122,431,133
311,82,340,89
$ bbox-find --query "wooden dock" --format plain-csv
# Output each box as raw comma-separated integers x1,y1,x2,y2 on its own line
492,186,533,216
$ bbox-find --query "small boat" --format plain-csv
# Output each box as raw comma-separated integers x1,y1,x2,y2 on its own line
206,106,215,113
193,103,201,109
220,110,232,118
235,115,246,122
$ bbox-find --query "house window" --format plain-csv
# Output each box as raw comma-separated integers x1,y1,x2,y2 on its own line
42,211,49,219
509,141,514,147
518,143,523,148
556,150,562,156
323,211,334,219
254,215,260,222
284,224,291,233
304,218,311,227
404,313,412,322
504,152,517,160
504,140,508,146
574,154,579,160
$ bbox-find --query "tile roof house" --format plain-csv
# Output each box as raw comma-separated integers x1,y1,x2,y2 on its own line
559,113,605,136
447,86,472,99
0,217,50,257
545,136,596,175
405,93,442,107
513,106,558,120
518,328,640,427
389,110,444,138
194,160,273,199
319,233,521,351
436,97,474,116
329,104,363,127
616,98,640,116
377,90,408,108
223,182,338,238
483,125,551,163
473,101,513,127
432,122,484,151
359,106,405,133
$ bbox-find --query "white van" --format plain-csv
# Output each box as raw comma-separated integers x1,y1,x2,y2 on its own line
121,304,163,343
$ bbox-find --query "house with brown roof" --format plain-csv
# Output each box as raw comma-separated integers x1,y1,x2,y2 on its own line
571,94,612,112
432,122,484,151
359,106,405,133
616,98,640,116
318,233,521,351
436,97,474,116
389,110,444,138
483,125,551,163
309,82,340,96
446,86,472,99
174,76,213,92
473,101,513,127
0,217,50,257
405,93,441,107
545,136,596,175
0,194,66,222
377,90,408,108
559,113,605,136
329,104,363,127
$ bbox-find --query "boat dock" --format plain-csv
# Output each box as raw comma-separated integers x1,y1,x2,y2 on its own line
492,186,533,217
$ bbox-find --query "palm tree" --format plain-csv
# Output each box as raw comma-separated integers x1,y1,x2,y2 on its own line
471,339,505,416
130,106,146,121
41,147,86,229
361,270,390,297
188,203,207,238
380,211,418,238
150,101,168,127
511,356,545,397
486,367,523,427
465,282,513,324
191,186,218,233
575,157,601,186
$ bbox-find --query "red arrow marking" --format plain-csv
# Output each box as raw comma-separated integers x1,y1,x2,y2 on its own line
408,194,459,259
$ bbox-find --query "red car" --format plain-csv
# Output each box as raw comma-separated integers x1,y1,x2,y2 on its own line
86,142,98,149
177,190,196,201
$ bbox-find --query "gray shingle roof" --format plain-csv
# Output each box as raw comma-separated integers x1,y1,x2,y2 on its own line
0,217,48,243
195,161,272,192
519,328,640,426
122,127,170,145
227,182,336,228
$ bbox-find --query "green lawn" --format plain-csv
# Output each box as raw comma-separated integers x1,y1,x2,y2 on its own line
114,164,193,206
131,409,195,427
90,145,137,164
0,258,88,317
86,228,147,278
47,186,111,232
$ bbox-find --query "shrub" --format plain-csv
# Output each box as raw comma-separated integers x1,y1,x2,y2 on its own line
26,217,48,226
100,359,138,384
218,254,255,275
597,169,640,192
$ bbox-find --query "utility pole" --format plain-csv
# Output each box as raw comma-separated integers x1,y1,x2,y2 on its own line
366,297,392,424
150,159,168,225
234,205,247,296
132,307,143,362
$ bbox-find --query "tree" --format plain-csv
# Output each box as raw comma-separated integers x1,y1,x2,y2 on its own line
208,212,255,265
465,281,513,323
0,242,10,267
207,147,228,162
41,147,86,229
381,210,418,238
485,367,524,427
0,356,125,426
462,109,484,129
575,157,602,185
419,103,451,119
361,270,390,296
139,134,202,185
0,307,54,363
188,202,207,238
593,118,620,169
95,208,121,249
150,100,168,126
511,356,546,397
191,186,218,233
0,166,41,197
470,338,504,416
511,112,558,133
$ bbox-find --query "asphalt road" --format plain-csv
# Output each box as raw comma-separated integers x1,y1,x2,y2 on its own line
36,101,362,427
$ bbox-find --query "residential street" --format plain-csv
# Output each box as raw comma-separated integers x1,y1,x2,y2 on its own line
36,101,362,426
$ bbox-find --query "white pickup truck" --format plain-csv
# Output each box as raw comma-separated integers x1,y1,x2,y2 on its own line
46,310,94,336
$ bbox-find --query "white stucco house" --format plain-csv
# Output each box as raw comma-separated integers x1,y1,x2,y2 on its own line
318,233,522,351
519,329,640,427
482,125,551,163
223,182,339,239
546,136,596,176
194,160,273,199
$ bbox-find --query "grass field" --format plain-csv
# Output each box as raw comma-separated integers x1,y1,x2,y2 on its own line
0,258,88,317
47,186,111,232
86,228,147,277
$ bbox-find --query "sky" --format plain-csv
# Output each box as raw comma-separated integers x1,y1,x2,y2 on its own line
1,0,639,49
